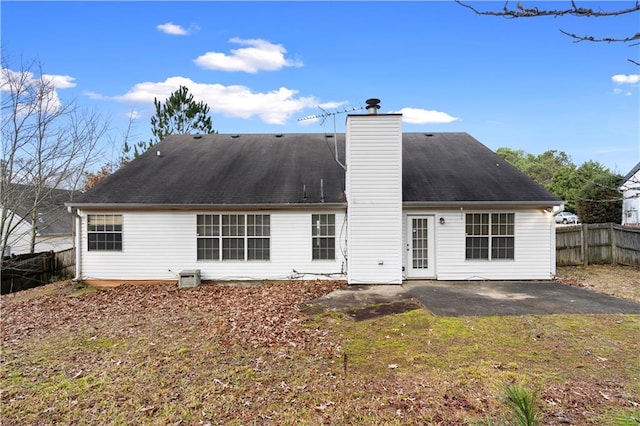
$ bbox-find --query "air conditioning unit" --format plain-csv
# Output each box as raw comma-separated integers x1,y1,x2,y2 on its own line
179,269,201,288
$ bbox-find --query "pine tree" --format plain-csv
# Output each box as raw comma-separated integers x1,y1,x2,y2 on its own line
134,85,215,156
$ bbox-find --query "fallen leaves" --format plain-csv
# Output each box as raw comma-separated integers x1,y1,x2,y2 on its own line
1,279,346,351
2,276,639,425
557,265,640,303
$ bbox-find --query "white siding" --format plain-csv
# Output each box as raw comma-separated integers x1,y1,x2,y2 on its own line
621,169,640,225
403,208,556,280
78,210,346,281
346,114,403,284
2,212,33,255
1,209,72,255
33,235,73,253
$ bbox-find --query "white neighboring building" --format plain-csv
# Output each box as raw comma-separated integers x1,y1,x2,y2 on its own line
620,162,640,226
1,185,74,257
67,100,562,284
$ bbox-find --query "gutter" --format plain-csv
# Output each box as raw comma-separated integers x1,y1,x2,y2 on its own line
67,206,82,281
403,200,563,208
64,202,348,211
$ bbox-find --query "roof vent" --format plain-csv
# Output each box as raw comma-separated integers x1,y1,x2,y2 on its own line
325,134,333,138
275,134,283,138
193,134,203,139
231,134,240,139
425,133,434,137
365,98,381,115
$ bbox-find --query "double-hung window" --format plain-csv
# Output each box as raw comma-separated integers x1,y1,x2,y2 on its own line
197,214,270,261
222,214,245,260
196,214,220,260
247,214,270,260
465,213,514,260
87,214,123,251
312,214,335,260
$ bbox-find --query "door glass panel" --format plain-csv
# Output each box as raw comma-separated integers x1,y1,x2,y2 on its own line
412,218,429,269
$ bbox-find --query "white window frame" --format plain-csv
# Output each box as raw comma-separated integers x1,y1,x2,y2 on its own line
311,214,336,260
465,213,514,260
197,214,270,261
87,214,123,251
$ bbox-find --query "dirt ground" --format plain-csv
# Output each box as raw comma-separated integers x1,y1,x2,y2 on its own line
556,264,640,303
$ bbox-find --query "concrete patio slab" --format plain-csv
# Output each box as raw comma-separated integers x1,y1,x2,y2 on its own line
309,284,414,311
308,280,640,317
404,280,640,317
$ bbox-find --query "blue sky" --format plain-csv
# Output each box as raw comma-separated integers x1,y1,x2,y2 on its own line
2,1,639,174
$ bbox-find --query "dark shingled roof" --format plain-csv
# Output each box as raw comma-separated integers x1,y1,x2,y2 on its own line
71,132,560,207
621,161,640,186
74,134,346,206
5,184,74,235
402,133,559,203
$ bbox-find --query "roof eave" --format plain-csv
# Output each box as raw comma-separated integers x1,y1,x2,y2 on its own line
66,202,348,211
403,200,563,208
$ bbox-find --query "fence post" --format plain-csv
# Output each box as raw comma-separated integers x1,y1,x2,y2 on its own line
610,223,617,265
582,223,589,267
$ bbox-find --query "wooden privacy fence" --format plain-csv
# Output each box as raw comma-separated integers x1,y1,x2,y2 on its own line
556,223,640,267
1,248,75,294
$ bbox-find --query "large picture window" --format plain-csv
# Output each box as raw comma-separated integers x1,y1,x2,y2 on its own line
465,213,514,260
88,214,122,251
312,214,335,260
197,214,270,261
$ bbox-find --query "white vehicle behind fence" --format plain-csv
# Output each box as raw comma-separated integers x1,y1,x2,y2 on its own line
555,211,579,225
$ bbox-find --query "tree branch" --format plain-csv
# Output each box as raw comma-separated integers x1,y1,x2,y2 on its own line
560,29,640,44
456,1,640,19
456,1,640,64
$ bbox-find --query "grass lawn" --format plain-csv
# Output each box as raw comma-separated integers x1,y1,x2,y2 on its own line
1,267,639,425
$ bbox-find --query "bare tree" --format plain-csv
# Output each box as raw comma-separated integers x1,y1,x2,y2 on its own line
82,112,139,191
456,1,640,64
1,57,107,258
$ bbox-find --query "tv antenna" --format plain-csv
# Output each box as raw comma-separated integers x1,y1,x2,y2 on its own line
297,105,365,125
298,104,365,170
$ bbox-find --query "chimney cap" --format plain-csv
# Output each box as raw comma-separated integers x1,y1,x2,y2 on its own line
365,98,381,114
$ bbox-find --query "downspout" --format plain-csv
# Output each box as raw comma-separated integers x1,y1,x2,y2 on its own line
68,206,82,281
550,204,565,278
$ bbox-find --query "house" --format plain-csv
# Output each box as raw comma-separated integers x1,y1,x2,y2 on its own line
67,100,562,284
1,184,74,256
620,161,640,226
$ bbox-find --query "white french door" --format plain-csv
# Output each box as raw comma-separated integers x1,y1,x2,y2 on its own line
406,215,435,278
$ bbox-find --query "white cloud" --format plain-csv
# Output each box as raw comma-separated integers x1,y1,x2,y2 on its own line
157,22,188,36
1,67,76,114
42,73,76,89
392,107,459,124
613,88,633,96
194,38,303,73
126,109,141,120
318,101,348,110
114,76,318,124
612,74,640,84
84,90,108,100
1,68,76,91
